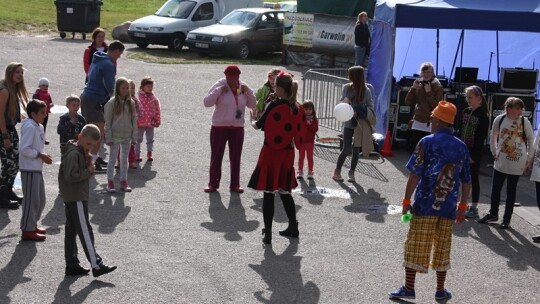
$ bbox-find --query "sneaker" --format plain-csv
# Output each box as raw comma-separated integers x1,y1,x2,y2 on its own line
465,206,478,218
478,213,498,224
435,289,452,300
332,170,344,182
92,264,117,278
94,162,107,173
135,154,142,162
499,222,510,229
121,180,132,192
147,151,153,161
388,286,415,300
65,264,90,276
514,202,521,207
297,170,304,179
348,171,356,182
204,186,217,193
96,157,108,166
106,180,116,193
21,231,46,241
307,171,314,179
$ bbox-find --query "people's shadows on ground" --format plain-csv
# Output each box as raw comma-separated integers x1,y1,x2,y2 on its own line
469,223,540,271
0,242,37,303
201,192,259,241
251,196,304,225
51,276,115,304
130,160,157,190
41,194,66,235
340,182,389,223
0,210,11,232
249,239,320,304
297,178,325,206
90,194,131,234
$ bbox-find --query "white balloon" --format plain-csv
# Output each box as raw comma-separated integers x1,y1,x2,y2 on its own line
333,103,354,122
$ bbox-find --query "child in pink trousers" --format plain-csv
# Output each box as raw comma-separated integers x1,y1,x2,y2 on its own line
297,100,318,179
136,76,161,161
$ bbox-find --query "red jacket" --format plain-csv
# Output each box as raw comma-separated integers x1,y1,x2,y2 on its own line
83,42,108,75
137,91,161,128
32,89,52,113
303,115,318,144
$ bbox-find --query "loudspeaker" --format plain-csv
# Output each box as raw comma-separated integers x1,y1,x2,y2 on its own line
444,93,468,128
500,68,538,93
392,90,414,142
490,93,536,127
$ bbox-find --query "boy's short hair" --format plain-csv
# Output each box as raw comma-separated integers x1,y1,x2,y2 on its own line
504,97,525,110
26,99,46,116
65,94,81,106
108,41,125,52
80,124,101,141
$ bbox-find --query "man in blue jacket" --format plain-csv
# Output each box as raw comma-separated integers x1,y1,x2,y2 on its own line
80,41,124,172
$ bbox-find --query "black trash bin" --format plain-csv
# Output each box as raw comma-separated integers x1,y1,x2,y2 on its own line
54,0,103,40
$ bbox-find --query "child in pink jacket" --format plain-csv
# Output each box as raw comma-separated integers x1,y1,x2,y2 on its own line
136,76,161,161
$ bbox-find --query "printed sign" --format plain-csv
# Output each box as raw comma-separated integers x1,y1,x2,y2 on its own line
312,15,355,56
283,13,314,48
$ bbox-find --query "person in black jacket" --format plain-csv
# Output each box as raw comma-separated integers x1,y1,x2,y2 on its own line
354,12,370,67
57,95,86,147
459,86,489,218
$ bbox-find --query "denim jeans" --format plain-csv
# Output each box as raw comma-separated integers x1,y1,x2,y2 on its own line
354,46,367,67
336,127,361,172
489,169,520,223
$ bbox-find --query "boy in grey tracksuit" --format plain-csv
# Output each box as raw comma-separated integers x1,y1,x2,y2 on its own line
19,100,52,241
58,124,117,277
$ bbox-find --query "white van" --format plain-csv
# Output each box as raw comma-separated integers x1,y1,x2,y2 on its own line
128,0,263,50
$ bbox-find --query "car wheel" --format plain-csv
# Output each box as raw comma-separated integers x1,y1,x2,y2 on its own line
82,33,86,40
136,43,149,49
238,42,250,59
60,32,66,39
168,34,185,51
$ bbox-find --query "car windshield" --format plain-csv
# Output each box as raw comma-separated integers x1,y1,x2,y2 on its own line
279,4,297,12
220,11,258,27
155,0,196,18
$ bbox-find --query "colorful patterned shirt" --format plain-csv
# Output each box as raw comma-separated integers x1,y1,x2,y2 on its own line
406,128,471,219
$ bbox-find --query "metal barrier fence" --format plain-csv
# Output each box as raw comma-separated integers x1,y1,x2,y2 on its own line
302,69,349,132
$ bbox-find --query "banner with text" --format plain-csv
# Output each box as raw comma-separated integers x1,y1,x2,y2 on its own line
283,13,314,48
284,13,356,56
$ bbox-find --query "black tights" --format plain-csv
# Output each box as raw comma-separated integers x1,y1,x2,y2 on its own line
262,192,297,230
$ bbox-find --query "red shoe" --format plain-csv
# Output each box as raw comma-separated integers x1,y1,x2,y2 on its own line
230,187,244,193
147,152,153,161
21,231,46,241
204,186,217,193
35,227,46,234
135,154,142,162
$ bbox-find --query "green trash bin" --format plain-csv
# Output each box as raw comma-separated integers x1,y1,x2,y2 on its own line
54,0,103,40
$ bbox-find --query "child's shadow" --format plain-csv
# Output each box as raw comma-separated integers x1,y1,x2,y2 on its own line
341,182,388,224
90,194,131,234
41,194,66,235
297,178,325,206
52,277,115,304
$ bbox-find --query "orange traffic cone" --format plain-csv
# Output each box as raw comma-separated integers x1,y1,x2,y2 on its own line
380,130,394,157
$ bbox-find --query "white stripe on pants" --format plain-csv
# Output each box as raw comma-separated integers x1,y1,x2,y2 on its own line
64,200,101,268
20,171,46,231
135,127,155,155
107,139,131,181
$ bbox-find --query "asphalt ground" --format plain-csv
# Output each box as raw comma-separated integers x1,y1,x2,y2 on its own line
0,35,538,304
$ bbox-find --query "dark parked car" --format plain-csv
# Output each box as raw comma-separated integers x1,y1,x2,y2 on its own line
185,8,284,59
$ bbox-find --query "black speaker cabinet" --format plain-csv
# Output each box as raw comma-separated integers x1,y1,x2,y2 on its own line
392,90,414,142
490,93,536,128
500,68,538,94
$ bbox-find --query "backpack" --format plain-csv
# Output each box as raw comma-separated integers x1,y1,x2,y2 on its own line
498,114,527,147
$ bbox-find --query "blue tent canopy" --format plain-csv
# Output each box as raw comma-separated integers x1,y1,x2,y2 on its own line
377,0,540,32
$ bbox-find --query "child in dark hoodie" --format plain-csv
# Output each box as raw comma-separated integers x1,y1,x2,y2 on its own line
58,124,117,277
